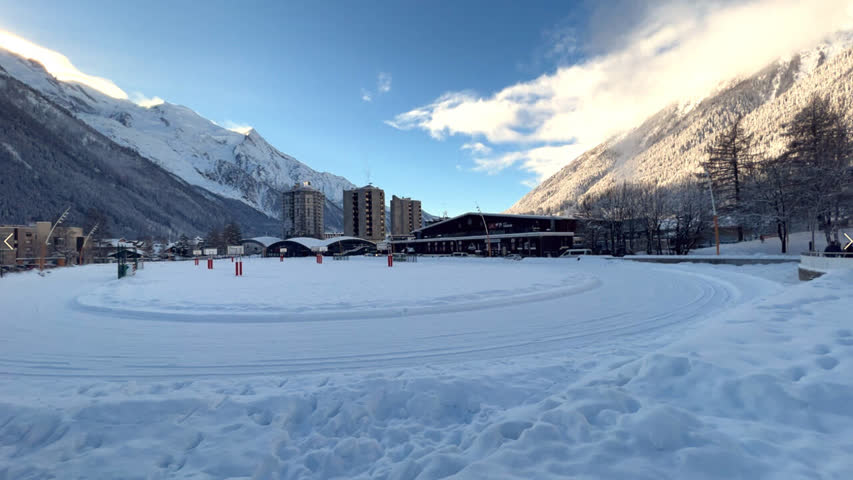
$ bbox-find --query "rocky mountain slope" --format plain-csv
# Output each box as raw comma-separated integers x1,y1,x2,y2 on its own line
508,34,853,215
0,65,280,237
0,47,356,231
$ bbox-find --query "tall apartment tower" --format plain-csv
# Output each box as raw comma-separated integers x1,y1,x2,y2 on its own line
390,195,422,236
343,185,386,241
282,181,325,239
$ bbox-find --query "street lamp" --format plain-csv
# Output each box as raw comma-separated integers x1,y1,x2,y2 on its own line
698,172,720,256
475,204,491,257
80,223,98,265
41,206,70,270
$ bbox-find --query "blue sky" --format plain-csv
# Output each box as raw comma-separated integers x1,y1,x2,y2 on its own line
0,0,595,215
2,0,850,216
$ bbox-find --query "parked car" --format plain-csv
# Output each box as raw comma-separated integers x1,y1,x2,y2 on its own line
559,248,593,257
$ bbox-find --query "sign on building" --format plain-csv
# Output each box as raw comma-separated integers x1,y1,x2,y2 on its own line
192,249,202,256
227,245,244,255
203,248,218,256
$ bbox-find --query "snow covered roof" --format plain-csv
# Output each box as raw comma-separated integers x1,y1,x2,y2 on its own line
281,236,376,249
241,236,284,248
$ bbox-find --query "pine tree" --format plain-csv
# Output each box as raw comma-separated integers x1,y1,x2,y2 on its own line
205,227,222,254
781,94,852,248
702,115,755,242
222,221,243,246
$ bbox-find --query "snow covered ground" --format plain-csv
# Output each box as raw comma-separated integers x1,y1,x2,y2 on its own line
0,257,851,479
692,231,830,256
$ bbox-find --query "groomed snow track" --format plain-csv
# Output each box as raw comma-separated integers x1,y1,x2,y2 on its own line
0,257,768,379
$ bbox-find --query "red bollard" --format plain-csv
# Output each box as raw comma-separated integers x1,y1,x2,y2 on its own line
388,254,393,267
316,253,323,264
231,257,234,262
280,255,284,262
194,258,199,266
235,261,239,276
239,261,243,276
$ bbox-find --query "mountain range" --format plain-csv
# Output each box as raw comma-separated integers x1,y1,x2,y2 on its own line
508,33,853,215
0,47,357,237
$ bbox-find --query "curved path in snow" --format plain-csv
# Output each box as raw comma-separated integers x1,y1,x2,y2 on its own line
0,257,780,378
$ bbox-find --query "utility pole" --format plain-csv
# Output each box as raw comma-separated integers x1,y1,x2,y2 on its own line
476,204,491,257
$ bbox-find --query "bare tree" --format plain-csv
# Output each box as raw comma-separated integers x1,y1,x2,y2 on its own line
744,154,799,253
667,181,711,255
637,183,667,254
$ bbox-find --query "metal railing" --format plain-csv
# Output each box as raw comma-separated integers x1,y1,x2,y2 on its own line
800,251,853,258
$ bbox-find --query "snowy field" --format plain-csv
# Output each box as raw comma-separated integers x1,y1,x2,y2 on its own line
0,256,851,479
691,231,830,256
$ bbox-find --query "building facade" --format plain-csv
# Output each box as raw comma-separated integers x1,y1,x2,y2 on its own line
0,222,85,267
343,185,386,241
390,195,422,237
388,213,577,257
282,181,325,239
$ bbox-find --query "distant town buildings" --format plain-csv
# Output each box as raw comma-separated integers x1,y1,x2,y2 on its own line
388,212,577,257
390,195,422,237
343,185,386,241
0,222,85,267
282,181,325,239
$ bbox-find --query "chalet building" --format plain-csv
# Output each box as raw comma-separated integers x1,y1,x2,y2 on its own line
389,213,577,257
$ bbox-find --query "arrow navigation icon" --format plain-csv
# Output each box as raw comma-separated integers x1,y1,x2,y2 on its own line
2,232,12,250
845,233,853,251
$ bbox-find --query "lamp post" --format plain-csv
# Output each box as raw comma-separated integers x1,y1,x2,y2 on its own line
699,172,720,256
41,206,70,271
476,204,491,257
79,223,98,265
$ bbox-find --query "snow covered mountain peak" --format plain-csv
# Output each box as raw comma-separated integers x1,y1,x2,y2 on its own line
0,46,356,222
508,34,853,215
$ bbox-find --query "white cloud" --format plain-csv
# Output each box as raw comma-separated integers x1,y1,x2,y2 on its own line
377,72,392,93
130,92,165,108
520,178,540,188
0,29,129,99
223,121,253,135
361,72,392,101
389,0,853,181
461,142,492,155
472,143,588,178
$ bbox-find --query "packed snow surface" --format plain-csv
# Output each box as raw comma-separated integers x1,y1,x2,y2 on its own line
1,256,851,479
692,231,830,256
